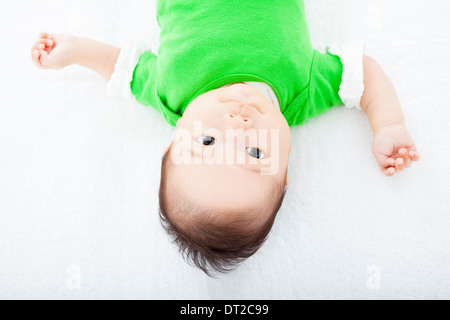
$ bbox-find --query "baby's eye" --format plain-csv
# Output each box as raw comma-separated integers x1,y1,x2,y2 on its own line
197,136,216,146
246,147,265,159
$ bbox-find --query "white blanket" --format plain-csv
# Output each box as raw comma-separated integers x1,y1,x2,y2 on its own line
1,0,449,299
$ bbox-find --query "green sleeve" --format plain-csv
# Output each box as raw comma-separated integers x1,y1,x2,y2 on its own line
130,51,159,110
306,50,344,120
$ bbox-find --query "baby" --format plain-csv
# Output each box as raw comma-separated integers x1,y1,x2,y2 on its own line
31,0,420,276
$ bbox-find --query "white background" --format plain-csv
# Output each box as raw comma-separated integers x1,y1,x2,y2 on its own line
0,0,449,299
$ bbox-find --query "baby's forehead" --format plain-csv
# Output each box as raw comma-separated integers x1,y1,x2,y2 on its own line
169,163,275,209
172,160,277,181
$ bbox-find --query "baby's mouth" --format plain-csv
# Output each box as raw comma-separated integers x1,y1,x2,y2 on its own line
226,84,269,114
238,104,264,117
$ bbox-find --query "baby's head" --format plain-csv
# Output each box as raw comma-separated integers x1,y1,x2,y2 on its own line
159,83,291,276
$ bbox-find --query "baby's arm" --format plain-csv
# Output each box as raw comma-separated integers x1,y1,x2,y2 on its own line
360,56,420,176
31,32,120,81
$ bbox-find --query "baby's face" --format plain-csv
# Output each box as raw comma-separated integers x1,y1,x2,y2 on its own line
165,83,291,214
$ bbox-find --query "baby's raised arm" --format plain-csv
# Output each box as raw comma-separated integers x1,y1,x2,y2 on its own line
360,56,420,176
31,32,120,81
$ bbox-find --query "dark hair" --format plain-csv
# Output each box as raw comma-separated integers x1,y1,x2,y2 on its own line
158,148,287,277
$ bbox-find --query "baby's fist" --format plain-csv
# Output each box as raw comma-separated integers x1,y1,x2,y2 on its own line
372,123,420,177
31,32,76,70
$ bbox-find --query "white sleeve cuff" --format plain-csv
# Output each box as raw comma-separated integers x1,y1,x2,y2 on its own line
327,42,365,111
106,40,149,99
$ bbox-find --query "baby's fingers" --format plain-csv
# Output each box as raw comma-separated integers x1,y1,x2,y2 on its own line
38,49,52,67
33,38,53,49
31,49,47,69
31,37,54,69
398,148,412,168
409,150,421,162
379,151,419,177
380,158,403,177
395,157,405,172
384,167,396,177
31,39,54,52
378,157,396,177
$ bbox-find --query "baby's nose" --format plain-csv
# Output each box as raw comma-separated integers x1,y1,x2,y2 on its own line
223,112,253,128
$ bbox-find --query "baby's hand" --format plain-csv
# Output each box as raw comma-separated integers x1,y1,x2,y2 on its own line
372,123,421,177
31,32,76,70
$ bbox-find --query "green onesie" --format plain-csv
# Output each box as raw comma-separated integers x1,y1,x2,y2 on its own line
130,0,344,127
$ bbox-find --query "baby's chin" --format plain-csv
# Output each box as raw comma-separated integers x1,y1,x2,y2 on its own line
218,83,276,114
